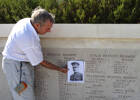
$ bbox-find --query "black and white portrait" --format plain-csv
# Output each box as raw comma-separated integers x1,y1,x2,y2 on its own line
68,61,85,83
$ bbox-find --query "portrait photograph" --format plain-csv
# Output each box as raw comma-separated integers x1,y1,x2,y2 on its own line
67,60,85,83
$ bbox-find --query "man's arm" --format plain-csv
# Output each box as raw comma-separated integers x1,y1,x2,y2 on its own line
40,60,68,73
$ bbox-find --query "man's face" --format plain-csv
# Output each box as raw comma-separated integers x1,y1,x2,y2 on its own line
36,20,53,35
73,64,79,73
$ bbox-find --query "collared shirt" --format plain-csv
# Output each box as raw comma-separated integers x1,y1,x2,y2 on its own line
2,18,43,66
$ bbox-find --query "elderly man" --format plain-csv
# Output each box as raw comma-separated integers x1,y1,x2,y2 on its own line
2,7,67,100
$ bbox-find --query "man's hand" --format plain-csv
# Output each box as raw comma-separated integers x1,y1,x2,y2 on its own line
40,60,68,73
59,67,68,73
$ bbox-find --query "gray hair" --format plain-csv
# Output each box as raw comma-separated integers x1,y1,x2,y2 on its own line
31,7,55,25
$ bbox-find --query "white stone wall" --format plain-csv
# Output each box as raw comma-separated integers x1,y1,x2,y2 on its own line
0,24,140,100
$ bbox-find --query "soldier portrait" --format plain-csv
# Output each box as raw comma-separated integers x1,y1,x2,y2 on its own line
68,61,84,83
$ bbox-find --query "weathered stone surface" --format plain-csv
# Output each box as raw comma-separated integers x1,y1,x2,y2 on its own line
1,24,140,100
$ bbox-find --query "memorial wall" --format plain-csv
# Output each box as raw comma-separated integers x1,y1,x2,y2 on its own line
0,24,140,100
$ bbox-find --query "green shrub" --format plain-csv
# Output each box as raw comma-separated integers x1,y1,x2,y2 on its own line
0,0,139,23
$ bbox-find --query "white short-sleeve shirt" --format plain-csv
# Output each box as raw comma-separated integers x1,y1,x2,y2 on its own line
2,18,43,66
